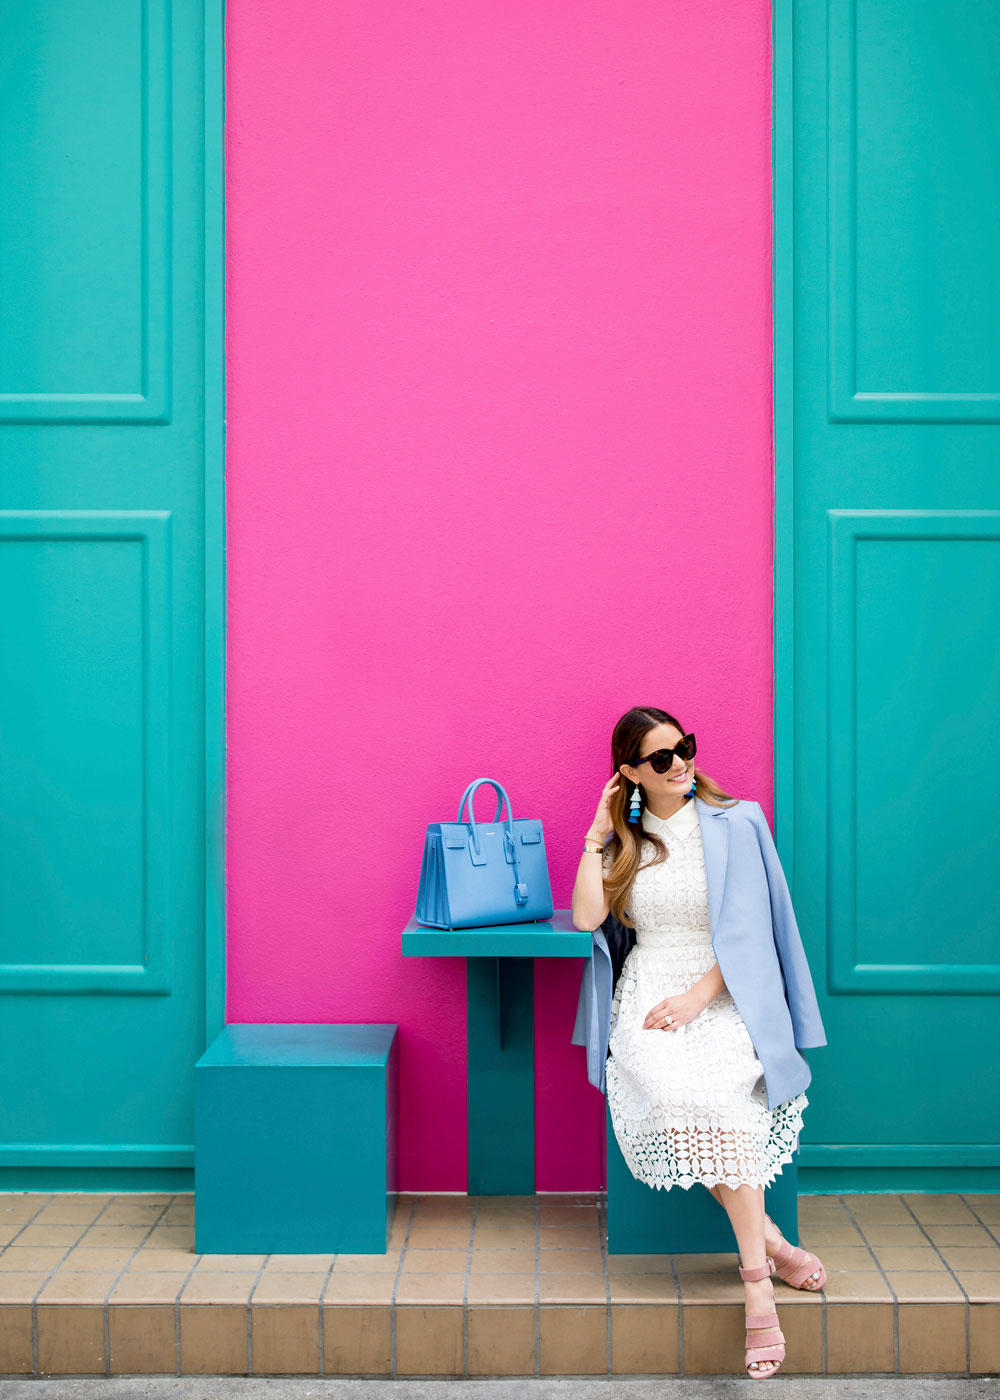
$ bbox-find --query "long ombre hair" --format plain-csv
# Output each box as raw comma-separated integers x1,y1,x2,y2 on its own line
603,706,738,927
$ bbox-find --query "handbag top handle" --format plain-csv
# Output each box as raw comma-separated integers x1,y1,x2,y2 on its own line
456,778,511,828
455,777,529,907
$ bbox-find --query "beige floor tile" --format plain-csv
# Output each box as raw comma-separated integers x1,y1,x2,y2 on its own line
674,1272,745,1303
925,1224,996,1247
821,1270,893,1301
811,1245,879,1271
681,1302,744,1374
0,1195,52,1223
468,1306,536,1375
538,1248,603,1273
109,1271,190,1303
539,1304,607,1374
395,1304,463,1375
840,1195,912,1222
406,1225,472,1249
606,1252,673,1273
967,1199,1000,1224
955,1273,1000,1302
101,1203,169,1225
799,1222,865,1245
0,1246,69,1272
193,1253,266,1270
251,1305,320,1375
77,1225,150,1248
899,1301,966,1371
610,1303,679,1373
36,1272,117,1303
474,1194,536,1213
0,1272,50,1302
469,1248,536,1273
884,1270,965,1301
400,1248,468,1273
108,1304,177,1374
180,1272,258,1304
539,1205,601,1229
33,1199,110,1225
323,1273,395,1303
904,1195,978,1224
540,1225,602,1249
538,1273,607,1303
13,1223,88,1248
0,1302,34,1373
607,1273,678,1303
330,1252,400,1273
37,1304,106,1373
971,1302,1000,1372
394,1272,466,1304
251,1271,328,1303
180,1304,249,1375
59,1247,136,1272
827,1301,895,1372
872,1246,949,1271
466,1273,536,1304
937,1245,1000,1271
857,1223,930,1246
262,1253,335,1271
666,1252,737,1272
143,1226,196,1249
474,1225,536,1249
322,1303,392,1375
126,1249,197,1271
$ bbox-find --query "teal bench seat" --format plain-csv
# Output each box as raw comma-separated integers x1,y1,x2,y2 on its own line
605,1100,800,1252
194,1023,398,1254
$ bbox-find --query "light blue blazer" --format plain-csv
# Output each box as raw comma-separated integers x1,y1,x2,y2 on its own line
571,795,827,1109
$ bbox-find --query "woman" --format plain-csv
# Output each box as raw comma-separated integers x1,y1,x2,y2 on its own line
571,706,828,1380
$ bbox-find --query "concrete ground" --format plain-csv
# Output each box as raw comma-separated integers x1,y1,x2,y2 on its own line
0,1379,998,1399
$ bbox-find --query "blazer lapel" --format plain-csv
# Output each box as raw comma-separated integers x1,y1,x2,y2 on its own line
695,794,730,934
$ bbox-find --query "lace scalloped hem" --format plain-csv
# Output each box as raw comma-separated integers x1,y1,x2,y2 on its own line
609,1093,809,1194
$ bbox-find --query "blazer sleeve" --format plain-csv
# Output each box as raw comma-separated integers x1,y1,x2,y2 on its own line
751,801,828,1049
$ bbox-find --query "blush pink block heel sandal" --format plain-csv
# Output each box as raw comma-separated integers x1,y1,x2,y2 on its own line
769,1230,827,1291
739,1258,785,1379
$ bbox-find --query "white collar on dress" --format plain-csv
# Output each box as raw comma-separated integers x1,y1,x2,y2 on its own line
640,794,699,837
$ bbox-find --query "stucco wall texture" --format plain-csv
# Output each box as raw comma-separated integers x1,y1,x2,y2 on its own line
225,0,775,1190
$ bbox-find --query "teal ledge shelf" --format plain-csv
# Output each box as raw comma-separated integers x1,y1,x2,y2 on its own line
401,908,593,958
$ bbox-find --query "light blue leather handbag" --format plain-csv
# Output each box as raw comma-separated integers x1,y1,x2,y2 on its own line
415,778,555,929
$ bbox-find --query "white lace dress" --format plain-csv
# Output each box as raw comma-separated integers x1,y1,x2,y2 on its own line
604,795,807,1191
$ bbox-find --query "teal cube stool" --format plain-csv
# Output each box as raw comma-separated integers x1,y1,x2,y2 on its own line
606,1100,800,1253
194,1023,398,1254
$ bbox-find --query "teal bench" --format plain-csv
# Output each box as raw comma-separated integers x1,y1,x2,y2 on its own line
194,1023,398,1254
605,1099,800,1252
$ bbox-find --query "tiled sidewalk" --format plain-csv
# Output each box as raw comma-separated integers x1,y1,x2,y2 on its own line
0,1190,998,1377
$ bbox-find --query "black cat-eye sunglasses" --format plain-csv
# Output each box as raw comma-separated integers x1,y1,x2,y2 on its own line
629,732,696,774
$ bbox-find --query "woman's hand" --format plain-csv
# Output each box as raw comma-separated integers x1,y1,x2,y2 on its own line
588,771,621,842
643,989,704,1032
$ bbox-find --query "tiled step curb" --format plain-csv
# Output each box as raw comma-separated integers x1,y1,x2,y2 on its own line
0,1297,998,1376
2,1190,999,1377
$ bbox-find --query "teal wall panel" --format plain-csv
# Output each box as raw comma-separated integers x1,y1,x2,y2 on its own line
0,0,225,1189
774,0,1000,1192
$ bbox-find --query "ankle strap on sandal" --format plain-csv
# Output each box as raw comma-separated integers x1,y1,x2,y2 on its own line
739,1257,776,1282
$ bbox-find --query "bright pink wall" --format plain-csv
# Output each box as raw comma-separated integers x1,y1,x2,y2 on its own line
225,0,774,1190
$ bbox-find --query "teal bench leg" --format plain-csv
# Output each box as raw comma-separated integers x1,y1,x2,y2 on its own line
466,957,534,1194
606,1099,800,1253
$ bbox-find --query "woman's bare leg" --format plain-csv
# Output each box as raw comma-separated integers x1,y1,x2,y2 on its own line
713,1181,780,1377
707,1182,783,1257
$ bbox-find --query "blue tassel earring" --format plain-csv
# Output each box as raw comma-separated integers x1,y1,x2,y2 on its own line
686,774,697,798
628,783,642,824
